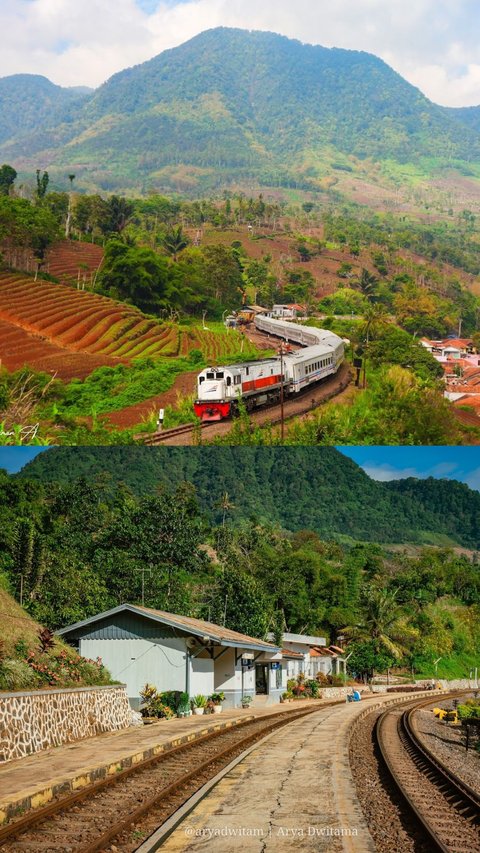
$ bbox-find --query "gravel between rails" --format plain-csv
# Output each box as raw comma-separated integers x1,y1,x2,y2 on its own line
413,701,480,796
349,708,433,853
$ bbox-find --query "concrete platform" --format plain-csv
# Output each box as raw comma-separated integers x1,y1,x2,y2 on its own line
0,699,332,825
150,694,407,853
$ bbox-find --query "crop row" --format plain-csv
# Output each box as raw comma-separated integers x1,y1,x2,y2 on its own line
0,274,180,360
46,240,104,282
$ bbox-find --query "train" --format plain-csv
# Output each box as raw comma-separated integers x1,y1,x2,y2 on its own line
193,316,345,422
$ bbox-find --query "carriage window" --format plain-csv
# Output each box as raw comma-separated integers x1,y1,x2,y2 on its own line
199,377,205,384
227,377,232,387
216,372,224,379
234,375,241,385
206,373,215,380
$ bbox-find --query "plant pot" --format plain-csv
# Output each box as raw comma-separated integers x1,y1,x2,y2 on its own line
193,707,205,715
213,705,223,714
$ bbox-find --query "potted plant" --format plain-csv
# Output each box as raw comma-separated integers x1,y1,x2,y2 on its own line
177,692,190,718
191,694,207,715
241,694,253,709
210,692,225,713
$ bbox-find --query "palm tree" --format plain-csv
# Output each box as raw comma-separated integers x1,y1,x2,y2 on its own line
357,268,378,301
162,225,189,261
217,492,235,527
343,587,407,661
362,303,388,345
65,174,75,239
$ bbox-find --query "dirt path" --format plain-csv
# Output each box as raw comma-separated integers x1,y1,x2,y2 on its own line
107,371,199,428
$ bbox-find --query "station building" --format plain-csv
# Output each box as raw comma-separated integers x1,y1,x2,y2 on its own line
269,632,346,680
58,605,287,709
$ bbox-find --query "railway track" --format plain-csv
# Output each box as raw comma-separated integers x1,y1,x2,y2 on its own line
0,703,333,853
375,694,480,853
143,363,352,446
144,422,204,444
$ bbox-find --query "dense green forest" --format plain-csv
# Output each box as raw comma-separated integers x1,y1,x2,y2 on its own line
18,447,480,548
1,28,480,194
1,454,479,681
1,172,480,445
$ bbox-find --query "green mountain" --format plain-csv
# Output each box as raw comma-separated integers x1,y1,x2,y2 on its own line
17,446,480,548
1,28,479,193
0,74,89,147
447,105,480,134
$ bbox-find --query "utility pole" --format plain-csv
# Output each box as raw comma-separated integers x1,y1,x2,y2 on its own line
280,344,285,442
134,566,152,606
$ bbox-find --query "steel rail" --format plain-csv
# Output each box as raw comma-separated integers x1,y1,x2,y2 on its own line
143,363,351,445
375,692,479,853
0,702,334,853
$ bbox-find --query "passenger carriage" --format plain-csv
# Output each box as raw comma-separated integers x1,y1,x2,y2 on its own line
193,317,345,422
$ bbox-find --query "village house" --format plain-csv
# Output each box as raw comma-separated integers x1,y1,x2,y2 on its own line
270,304,306,320
267,632,346,680
58,605,291,709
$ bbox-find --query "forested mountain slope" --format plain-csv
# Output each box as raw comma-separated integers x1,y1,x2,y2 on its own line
0,74,89,146
18,447,480,548
1,28,479,192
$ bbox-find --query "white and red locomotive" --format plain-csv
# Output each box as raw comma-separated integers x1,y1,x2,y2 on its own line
194,316,345,422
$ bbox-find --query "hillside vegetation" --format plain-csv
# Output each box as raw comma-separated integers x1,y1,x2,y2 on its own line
2,455,479,682
1,28,480,200
0,585,112,692
18,446,480,549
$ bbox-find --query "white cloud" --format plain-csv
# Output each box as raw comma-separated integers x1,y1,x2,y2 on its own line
363,460,462,483
1,0,479,105
362,464,422,482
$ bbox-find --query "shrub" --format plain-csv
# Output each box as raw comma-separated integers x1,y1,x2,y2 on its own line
139,683,175,719
458,700,480,720
0,659,40,691
306,679,320,697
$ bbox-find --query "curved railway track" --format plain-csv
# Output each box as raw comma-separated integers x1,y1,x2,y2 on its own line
143,362,352,446
375,694,480,853
0,703,334,853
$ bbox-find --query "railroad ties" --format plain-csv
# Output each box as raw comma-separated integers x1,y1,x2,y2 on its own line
375,695,480,853
0,704,327,853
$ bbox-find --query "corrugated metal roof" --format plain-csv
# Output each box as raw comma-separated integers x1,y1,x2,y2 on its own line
58,604,278,652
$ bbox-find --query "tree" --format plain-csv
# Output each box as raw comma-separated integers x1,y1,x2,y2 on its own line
0,164,17,196
36,170,49,201
343,587,408,663
202,244,244,309
65,174,75,238
97,239,173,313
357,268,378,301
347,640,395,683
217,492,235,527
209,567,271,638
162,225,189,261
362,303,388,345
98,196,134,235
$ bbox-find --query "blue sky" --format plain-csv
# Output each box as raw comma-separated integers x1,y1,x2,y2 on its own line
1,1,480,106
2,448,480,491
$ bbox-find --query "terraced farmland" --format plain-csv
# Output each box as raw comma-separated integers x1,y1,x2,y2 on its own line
0,273,259,381
46,240,104,285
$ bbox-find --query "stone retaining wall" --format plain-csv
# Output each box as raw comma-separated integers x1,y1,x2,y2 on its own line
438,678,479,690
0,684,131,763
